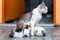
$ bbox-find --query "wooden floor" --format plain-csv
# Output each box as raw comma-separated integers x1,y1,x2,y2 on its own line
0,25,60,40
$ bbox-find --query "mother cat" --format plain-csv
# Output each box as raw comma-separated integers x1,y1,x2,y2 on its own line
9,2,48,38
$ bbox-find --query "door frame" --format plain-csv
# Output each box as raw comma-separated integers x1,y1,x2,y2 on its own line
54,0,56,25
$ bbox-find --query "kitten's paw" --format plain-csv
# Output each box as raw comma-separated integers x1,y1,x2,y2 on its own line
31,32,34,36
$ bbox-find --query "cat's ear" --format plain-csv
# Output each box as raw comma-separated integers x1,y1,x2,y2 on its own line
39,2,45,8
40,2,45,6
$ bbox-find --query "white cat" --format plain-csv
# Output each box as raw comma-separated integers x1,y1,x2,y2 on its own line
23,2,48,37
29,2,48,36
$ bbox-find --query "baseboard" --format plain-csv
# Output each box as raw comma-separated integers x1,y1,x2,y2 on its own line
0,24,54,27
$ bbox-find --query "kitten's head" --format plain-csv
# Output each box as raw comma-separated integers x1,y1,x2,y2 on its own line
37,2,48,14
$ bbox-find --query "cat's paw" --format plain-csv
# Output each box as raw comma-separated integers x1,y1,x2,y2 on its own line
31,32,34,36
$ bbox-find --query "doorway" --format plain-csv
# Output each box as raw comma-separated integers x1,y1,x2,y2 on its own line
25,0,53,24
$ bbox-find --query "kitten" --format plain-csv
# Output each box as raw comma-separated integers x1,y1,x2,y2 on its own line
33,25,46,36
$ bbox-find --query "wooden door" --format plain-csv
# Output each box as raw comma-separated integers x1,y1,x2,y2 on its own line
5,0,25,21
